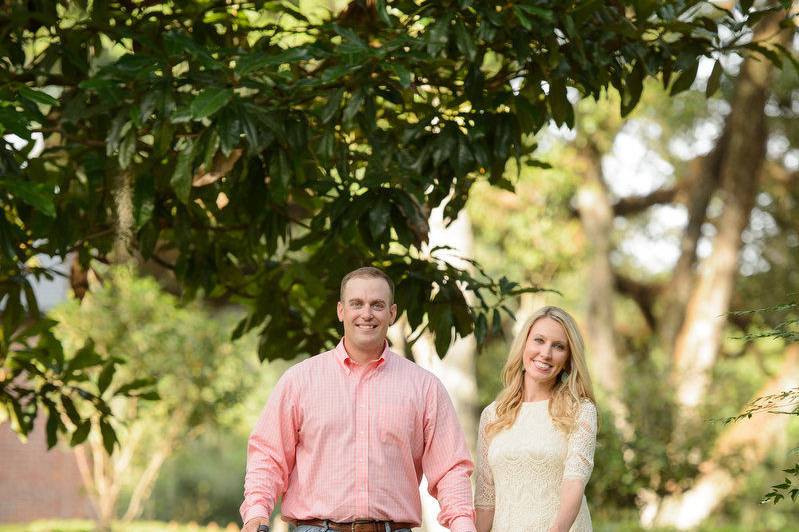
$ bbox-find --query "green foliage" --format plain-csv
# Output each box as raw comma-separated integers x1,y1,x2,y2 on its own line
725,380,799,506
0,0,791,447
51,266,258,443
0,293,156,453
144,432,249,526
49,267,260,518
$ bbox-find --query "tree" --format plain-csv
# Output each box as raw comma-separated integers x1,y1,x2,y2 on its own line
1,0,791,447
465,4,799,525
50,267,260,530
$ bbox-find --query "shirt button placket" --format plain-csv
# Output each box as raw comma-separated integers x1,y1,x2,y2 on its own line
355,372,369,517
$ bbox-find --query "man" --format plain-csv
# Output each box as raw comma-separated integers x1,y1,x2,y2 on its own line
240,267,476,532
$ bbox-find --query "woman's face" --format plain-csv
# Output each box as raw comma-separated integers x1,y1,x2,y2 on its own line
522,317,571,388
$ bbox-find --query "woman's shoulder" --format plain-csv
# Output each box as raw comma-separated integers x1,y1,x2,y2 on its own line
575,398,598,430
480,401,498,422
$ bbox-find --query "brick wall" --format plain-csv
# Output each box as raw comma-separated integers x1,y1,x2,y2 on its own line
0,419,94,523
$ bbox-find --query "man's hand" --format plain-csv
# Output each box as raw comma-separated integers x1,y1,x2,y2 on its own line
241,517,270,532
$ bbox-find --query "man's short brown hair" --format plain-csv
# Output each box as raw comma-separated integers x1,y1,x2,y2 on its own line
340,267,395,303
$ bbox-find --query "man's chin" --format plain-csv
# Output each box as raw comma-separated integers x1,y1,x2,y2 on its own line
349,334,386,350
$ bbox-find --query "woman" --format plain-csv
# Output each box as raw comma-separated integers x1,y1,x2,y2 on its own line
475,306,597,532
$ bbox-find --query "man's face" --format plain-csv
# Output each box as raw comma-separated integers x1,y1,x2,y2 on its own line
337,276,397,356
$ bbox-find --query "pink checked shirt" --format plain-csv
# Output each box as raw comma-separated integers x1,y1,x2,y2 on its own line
241,340,476,531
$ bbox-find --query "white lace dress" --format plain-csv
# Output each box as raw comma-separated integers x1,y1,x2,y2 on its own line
475,399,597,531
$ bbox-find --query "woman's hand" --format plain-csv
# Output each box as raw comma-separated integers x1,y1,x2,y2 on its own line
475,507,495,532
547,478,585,532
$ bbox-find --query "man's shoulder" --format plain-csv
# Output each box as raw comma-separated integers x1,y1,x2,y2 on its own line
387,350,438,380
279,349,336,381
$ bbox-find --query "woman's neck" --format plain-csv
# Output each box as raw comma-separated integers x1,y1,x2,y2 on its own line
522,377,554,402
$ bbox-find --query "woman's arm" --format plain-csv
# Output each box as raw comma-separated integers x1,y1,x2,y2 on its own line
474,405,496,532
548,401,597,532
476,508,495,532
547,478,585,532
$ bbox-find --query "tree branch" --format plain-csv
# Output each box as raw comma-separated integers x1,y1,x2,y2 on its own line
613,271,661,330
612,185,681,216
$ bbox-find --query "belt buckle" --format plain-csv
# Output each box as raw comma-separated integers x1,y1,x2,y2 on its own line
350,520,375,532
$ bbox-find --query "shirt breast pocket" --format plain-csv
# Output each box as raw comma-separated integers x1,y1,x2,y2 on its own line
378,395,418,446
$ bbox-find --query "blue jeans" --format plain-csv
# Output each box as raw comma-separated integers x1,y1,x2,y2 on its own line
293,525,412,532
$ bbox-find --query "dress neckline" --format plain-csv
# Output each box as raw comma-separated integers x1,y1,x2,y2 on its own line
522,398,550,405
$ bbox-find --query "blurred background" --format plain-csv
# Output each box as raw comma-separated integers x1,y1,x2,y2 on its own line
1,0,798,531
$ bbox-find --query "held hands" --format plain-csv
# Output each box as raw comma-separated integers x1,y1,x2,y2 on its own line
241,518,270,532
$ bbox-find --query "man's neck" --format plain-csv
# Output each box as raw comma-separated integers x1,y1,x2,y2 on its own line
343,338,384,366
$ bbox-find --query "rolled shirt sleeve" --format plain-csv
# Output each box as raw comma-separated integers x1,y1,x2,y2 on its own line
421,378,477,531
240,369,300,524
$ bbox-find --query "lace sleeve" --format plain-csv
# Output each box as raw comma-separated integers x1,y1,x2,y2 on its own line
474,403,496,510
563,400,597,483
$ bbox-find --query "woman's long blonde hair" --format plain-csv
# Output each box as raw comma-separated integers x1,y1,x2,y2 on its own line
486,306,595,437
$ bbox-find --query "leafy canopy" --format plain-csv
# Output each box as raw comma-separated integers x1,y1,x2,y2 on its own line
0,0,791,445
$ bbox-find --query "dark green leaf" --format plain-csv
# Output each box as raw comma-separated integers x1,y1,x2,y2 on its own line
343,89,364,122
320,88,344,124
706,60,723,97
454,21,477,61
118,130,136,169
621,60,644,116
475,312,488,344
97,362,116,395
115,378,155,396
433,307,453,357
368,198,390,240
170,141,194,204
389,64,411,88
548,79,573,128
18,86,58,106
61,396,81,425
670,59,699,96
190,88,233,119
70,419,91,446
376,0,392,26
133,390,160,401
0,179,56,217
100,418,116,454
66,341,102,372
46,405,60,449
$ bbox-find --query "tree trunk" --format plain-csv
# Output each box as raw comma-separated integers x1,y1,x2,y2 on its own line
388,205,478,532
644,344,799,529
574,143,635,445
671,14,788,432
656,146,724,349
112,170,135,264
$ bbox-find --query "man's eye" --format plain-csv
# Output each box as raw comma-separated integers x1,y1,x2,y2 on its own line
373,304,384,310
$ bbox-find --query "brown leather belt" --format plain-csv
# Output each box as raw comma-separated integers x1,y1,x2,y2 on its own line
293,519,414,531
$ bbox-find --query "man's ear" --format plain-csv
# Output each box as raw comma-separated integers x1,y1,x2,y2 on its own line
390,303,397,324
337,301,344,321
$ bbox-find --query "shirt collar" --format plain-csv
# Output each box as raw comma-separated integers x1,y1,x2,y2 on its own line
334,338,390,374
